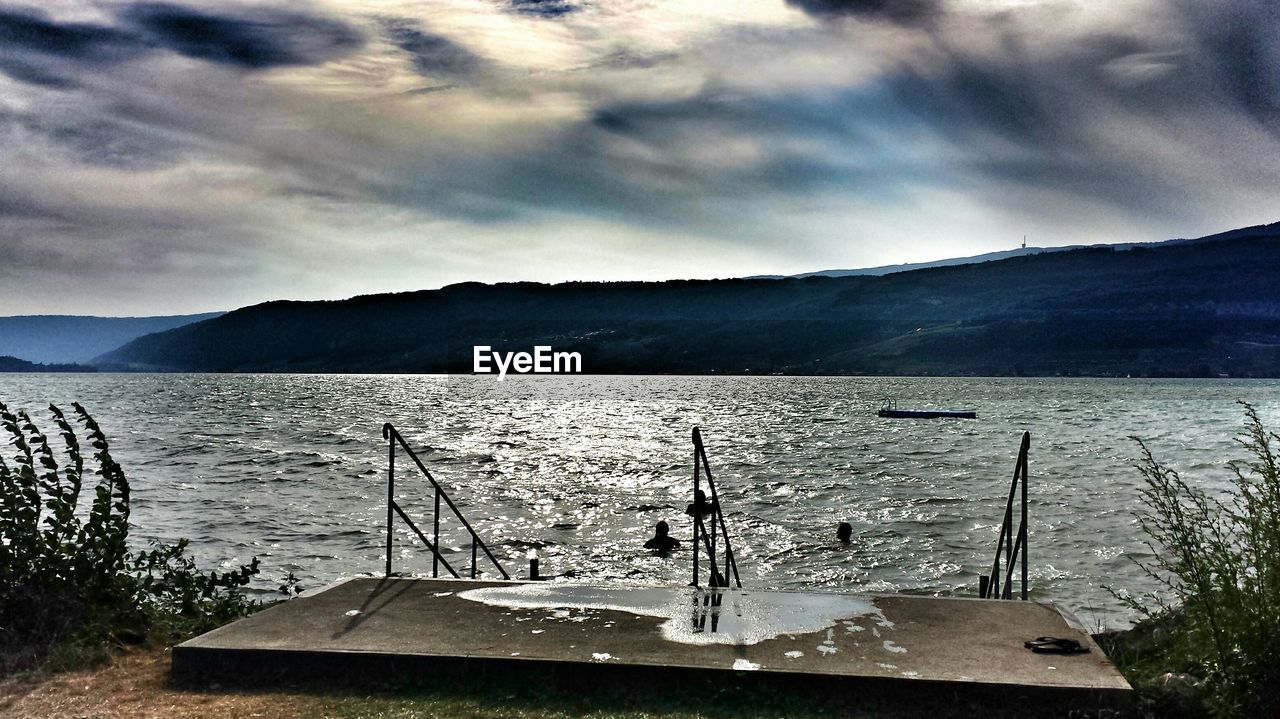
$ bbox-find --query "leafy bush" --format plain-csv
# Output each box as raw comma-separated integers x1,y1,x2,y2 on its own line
0,400,260,674
1113,402,1280,717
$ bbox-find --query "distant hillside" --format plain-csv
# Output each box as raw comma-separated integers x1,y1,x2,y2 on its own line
0,356,95,373
763,221,1280,279
98,226,1280,377
749,246,1067,279
0,313,223,364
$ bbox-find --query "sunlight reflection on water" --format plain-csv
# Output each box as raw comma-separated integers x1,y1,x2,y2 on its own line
2,373,1278,628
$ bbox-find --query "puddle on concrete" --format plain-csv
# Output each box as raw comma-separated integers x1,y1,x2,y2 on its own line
817,628,838,655
458,584,885,646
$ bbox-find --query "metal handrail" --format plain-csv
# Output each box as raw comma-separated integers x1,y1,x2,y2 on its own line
382,423,510,580
690,427,742,589
979,431,1030,600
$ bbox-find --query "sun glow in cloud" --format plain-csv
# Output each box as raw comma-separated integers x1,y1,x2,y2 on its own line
0,0,1277,314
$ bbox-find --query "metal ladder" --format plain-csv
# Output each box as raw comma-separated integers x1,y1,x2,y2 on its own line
979,431,1030,600
690,427,742,589
381,423,510,580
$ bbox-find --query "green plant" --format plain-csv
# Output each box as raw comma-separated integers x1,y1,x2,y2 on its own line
0,400,261,674
279,571,303,598
1113,402,1280,717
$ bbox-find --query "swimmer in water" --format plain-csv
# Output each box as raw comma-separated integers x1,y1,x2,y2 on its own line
644,520,680,553
685,489,718,518
836,521,853,545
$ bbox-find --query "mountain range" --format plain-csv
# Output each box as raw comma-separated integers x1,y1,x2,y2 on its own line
93,223,1280,377
752,222,1280,279
0,313,222,365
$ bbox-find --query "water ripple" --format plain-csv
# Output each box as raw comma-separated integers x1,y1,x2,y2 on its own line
2,374,1277,628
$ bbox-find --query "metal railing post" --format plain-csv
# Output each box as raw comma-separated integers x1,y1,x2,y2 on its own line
385,425,395,578
983,431,1030,600
692,429,701,588
998,501,1008,585
433,488,441,579
1020,432,1029,600
709,495,718,586
992,551,1001,598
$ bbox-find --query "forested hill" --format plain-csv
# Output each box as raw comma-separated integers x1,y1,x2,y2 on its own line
96,228,1280,377
0,356,95,373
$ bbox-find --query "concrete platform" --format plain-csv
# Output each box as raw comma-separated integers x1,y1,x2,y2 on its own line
174,578,1130,709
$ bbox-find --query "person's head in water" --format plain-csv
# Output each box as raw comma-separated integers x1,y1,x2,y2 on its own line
686,489,716,518
836,522,852,544
644,520,679,552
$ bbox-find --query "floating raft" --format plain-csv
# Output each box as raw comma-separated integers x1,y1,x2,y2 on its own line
174,578,1129,709
878,408,978,419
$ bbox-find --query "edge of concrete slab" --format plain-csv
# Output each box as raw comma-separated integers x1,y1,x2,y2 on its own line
172,581,1133,715
171,643,1133,716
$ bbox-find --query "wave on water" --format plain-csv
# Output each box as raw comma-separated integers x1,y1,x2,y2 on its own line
1,373,1277,626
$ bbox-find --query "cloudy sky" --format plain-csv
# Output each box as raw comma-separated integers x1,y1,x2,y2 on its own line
1,0,1277,315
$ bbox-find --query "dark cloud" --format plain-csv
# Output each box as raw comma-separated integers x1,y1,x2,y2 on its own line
378,18,482,77
12,112,180,169
786,0,941,25
884,57,1069,150
0,8,145,86
509,0,578,19
0,9,143,62
0,57,79,88
1178,0,1280,128
592,90,883,150
861,0,1280,188
425,91,902,229
0,3,364,88
119,3,363,69
590,110,634,134
576,26,1215,225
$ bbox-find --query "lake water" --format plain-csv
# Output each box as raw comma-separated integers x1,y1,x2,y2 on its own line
2,374,1277,628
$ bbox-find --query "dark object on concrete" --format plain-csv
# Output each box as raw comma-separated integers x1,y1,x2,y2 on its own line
174,577,1131,713
878,399,977,419
1025,637,1088,654
837,522,852,544
644,521,680,553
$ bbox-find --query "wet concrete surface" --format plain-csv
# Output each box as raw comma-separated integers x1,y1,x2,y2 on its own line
174,578,1130,705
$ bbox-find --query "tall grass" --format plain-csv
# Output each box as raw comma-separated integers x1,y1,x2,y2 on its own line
0,400,260,674
1113,402,1280,717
